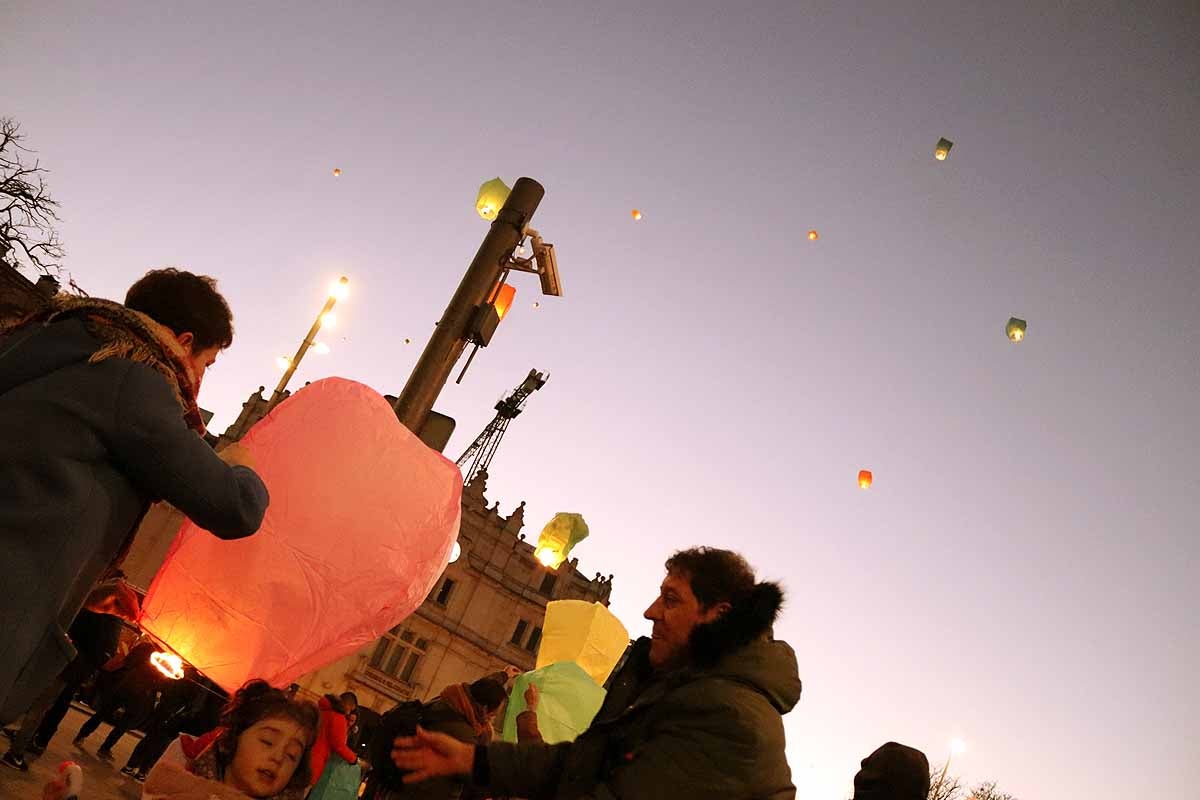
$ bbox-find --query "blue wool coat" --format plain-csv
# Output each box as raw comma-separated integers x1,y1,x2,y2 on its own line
0,315,268,721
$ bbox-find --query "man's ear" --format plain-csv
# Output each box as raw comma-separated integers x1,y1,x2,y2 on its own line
701,601,732,624
176,331,195,353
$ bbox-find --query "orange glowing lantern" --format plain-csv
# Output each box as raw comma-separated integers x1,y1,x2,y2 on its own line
332,168,342,177
489,283,517,322
808,230,819,241
858,470,873,490
631,209,642,221
150,651,185,680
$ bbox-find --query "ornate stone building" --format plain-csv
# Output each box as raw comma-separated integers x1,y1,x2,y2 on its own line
0,262,58,326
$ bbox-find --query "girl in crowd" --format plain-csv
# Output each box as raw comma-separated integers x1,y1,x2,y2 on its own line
142,680,318,800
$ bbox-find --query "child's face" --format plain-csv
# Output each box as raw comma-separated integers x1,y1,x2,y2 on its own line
225,717,308,798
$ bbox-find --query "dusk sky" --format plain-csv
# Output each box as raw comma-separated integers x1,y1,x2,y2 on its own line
5,2,1198,797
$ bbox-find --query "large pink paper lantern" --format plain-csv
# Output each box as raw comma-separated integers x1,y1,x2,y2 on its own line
140,378,462,692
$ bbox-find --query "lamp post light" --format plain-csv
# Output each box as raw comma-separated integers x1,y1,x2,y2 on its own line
932,738,968,797
269,276,349,406
392,177,560,436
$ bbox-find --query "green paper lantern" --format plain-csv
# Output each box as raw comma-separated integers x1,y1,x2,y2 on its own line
476,177,511,221
501,661,606,744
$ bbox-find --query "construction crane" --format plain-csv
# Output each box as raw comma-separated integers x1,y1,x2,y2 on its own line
456,368,548,485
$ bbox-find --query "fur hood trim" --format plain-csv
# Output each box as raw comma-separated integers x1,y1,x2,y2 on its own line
688,581,785,668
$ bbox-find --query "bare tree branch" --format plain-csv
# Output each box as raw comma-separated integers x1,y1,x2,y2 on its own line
0,117,65,277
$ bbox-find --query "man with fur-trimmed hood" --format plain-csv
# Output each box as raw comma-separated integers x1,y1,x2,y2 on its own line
0,269,269,727
391,547,802,799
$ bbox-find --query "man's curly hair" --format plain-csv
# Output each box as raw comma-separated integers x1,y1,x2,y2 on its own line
213,680,320,791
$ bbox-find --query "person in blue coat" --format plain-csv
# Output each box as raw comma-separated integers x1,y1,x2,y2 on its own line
0,268,269,724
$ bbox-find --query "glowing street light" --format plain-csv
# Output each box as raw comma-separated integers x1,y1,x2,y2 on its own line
313,342,331,355
950,737,968,756
269,276,349,405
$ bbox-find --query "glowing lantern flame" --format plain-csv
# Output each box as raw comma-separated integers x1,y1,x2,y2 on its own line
935,137,954,161
332,168,342,177
151,651,185,680
631,209,642,221
276,356,292,371
535,547,559,567
858,470,873,490
476,178,512,221
1006,317,1027,343
329,277,349,301
807,230,819,241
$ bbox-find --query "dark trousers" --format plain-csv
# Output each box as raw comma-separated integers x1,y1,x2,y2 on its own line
6,657,96,757
75,689,153,753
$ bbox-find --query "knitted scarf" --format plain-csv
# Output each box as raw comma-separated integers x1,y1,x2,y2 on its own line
440,683,493,743
2,294,206,433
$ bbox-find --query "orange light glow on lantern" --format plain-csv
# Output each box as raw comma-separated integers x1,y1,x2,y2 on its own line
858,470,873,490
489,283,518,322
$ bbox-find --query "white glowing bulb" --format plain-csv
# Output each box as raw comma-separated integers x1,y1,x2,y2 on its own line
329,277,350,301
320,312,337,328
313,341,331,355
276,356,292,370
449,541,462,563
949,738,968,756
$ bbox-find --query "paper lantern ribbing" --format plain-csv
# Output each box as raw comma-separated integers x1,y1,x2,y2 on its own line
140,378,462,692
534,513,589,569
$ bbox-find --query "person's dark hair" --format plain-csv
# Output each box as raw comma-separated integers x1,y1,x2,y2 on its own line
339,691,358,709
468,678,507,713
214,680,320,790
665,547,756,610
124,268,234,351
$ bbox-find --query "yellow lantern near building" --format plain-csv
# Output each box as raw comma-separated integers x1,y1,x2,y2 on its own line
534,513,589,569
535,600,630,686
476,177,512,221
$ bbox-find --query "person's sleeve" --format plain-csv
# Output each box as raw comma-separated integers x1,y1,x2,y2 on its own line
330,714,357,764
576,690,767,800
515,710,543,743
110,362,268,539
484,740,572,800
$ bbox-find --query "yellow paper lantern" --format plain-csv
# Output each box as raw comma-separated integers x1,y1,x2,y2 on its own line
535,600,630,686
808,230,819,241
476,178,511,221
534,513,589,569
1006,317,1027,342
332,168,342,177
858,469,873,490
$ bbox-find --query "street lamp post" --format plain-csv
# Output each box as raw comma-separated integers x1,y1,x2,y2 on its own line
270,276,348,406
392,177,545,434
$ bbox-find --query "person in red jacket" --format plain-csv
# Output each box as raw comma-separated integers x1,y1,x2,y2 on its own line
309,692,359,785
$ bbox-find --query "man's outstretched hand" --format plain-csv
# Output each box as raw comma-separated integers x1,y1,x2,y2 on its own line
84,581,140,622
391,726,475,783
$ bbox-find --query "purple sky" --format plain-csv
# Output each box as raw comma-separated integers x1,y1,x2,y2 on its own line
6,2,1198,797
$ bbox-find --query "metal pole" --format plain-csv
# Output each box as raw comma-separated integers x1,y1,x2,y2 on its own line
392,177,544,434
269,277,346,406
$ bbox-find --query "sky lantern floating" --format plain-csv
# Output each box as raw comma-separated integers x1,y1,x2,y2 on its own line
403,337,412,345
140,377,462,692
533,513,589,569
858,470,873,490
631,209,642,221
476,177,511,221
1006,317,1027,342
934,137,954,161
332,168,342,177
501,600,629,744
150,651,185,680
807,230,819,241
532,301,541,310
